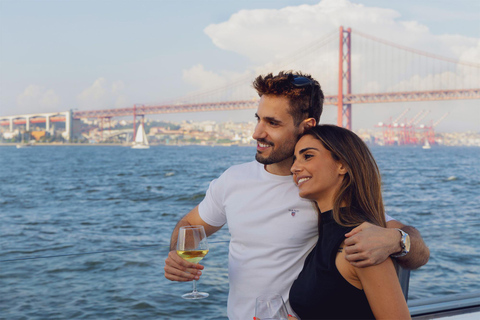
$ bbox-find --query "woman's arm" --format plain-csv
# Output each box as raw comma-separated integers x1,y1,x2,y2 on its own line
355,257,411,319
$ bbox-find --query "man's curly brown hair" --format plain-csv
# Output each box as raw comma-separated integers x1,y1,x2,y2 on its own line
253,71,324,126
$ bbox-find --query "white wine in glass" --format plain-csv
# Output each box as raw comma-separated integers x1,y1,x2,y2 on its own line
176,225,209,299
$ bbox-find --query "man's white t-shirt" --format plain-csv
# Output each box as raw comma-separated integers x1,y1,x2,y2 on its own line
199,161,318,320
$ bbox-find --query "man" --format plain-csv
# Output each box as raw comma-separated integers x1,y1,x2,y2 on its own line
164,71,429,319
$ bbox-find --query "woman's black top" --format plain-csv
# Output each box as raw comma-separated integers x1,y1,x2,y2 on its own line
289,210,375,319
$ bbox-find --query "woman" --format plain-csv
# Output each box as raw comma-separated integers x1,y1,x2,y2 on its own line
288,125,410,319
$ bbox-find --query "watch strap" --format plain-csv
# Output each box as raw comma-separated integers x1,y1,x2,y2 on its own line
391,228,409,258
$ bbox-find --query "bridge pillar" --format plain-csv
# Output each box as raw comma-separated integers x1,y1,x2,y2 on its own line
46,115,50,132
9,117,13,132
25,116,30,132
65,110,72,141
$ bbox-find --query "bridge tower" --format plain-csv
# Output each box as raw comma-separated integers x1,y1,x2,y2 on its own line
133,104,137,141
337,26,352,129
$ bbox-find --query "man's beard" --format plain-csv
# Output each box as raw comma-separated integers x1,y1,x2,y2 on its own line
255,138,296,165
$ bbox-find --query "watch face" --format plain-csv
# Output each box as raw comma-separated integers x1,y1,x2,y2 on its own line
391,229,410,257
405,233,411,252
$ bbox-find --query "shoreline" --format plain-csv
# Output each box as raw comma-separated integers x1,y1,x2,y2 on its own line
1,142,477,148
0,142,256,147
0,142,129,147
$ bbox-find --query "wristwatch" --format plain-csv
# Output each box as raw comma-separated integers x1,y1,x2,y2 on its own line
391,229,410,258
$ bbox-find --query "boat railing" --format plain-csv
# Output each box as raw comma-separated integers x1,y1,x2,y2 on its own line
394,260,411,300
409,291,480,319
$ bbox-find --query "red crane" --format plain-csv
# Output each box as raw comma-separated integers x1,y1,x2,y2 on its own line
424,113,449,145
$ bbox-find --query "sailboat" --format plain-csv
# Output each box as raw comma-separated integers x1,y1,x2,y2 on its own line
16,133,33,148
422,139,431,150
132,123,150,149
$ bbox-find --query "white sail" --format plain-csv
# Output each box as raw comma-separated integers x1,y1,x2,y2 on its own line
132,123,150,149
422,140,431,149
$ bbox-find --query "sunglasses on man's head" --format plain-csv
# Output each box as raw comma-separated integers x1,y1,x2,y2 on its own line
291,75,314,87
290,75,314,116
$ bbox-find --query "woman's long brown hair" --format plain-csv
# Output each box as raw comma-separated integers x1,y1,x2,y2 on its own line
302,125,386,227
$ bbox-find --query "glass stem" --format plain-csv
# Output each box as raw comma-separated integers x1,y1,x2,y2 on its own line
192,262,199,294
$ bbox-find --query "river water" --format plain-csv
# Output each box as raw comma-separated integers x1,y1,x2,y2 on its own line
0,145,479,319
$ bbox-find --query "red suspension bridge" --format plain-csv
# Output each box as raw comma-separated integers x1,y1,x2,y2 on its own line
1,26,479,142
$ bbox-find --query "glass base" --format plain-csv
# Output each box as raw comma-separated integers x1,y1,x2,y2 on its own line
181,291,209,300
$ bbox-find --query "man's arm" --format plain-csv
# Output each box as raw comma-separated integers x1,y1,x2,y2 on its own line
164,205,223,282
343,220,430,270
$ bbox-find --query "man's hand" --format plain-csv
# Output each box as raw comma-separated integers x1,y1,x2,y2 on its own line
164,250,204,282
165,205,223,281
344,222,400,268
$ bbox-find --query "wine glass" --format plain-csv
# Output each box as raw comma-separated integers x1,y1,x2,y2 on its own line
176,225,209,299
255,293,289,320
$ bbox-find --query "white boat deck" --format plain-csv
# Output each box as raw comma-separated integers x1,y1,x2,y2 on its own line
410,291,480,319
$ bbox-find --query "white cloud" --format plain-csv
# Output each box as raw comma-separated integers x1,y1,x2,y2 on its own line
182,64,227,90
194,0,479,97
77,78,129,110
203,0,405,64
16,85,61,113
457,38,480,63
205,0,479,62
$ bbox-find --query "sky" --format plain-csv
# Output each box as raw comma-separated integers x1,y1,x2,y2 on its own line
0,0,479,132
